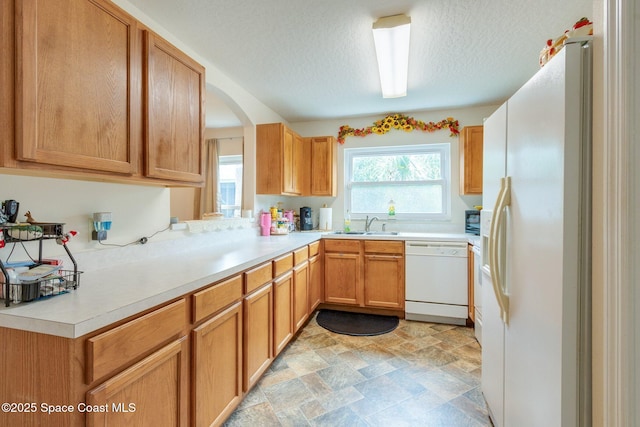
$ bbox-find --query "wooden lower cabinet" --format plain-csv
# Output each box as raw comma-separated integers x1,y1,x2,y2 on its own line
273,272,294,356
363,254,404,309
308,254,323,311
324,252,361,305
362,240,404,310
86,336,189,427
0,241,325,427
243,282,273,391
192,302,243,427
293,261,310,332
323,239,405,311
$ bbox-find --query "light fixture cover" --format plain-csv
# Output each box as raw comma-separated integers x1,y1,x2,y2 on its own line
372,14,411,98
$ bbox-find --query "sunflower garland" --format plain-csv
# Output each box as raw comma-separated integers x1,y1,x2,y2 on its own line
337,114,460,144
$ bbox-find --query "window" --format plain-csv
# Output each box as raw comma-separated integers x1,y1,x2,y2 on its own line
344,144,451,220
218,155,243,218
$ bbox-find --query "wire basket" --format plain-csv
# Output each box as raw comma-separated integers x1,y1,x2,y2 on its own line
2,223,64,242
3,270,81,304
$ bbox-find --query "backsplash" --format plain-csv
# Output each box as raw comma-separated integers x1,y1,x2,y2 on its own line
0,174,172,257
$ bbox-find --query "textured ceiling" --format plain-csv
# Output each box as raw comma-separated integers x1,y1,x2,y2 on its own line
126,0,593,128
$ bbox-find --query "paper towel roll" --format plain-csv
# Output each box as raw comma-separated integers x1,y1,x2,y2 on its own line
319,207,332,231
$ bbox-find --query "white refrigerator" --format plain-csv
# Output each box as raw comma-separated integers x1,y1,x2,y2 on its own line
480,39,592,427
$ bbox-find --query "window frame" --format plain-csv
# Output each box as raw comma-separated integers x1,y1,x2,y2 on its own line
218,154,243,217
344,144,451,221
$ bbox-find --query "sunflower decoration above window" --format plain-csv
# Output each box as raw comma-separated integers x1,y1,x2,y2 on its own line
337,114,460,144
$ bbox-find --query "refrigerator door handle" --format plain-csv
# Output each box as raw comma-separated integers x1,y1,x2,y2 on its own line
489,176,511,324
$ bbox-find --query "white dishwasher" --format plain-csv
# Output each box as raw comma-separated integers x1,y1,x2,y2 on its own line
405,241,468,325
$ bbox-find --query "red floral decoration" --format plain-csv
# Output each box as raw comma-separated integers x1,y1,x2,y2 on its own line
337,114,460,144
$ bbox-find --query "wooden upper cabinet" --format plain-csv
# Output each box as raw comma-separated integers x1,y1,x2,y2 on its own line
459,125,484,195
257,125,337,197
15,0,139,174
144,31,205,183
282,127,296,193
256,123,303,195
308,136,337,196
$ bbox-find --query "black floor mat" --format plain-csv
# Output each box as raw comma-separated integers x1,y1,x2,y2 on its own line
316,309,399,336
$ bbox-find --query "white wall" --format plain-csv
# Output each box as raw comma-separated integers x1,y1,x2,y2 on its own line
0,174,172,258
257,104,499,233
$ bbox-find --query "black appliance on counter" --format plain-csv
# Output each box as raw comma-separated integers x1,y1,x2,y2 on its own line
465,210,480,235
300,207,313,231
1,200,19,223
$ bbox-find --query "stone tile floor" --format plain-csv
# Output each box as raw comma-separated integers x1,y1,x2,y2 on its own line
224,312,492,426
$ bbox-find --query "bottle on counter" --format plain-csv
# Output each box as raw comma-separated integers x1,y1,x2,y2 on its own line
388,199,396,220
344,210,351,232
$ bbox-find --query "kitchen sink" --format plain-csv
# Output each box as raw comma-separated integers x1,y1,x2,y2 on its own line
328,231,399,236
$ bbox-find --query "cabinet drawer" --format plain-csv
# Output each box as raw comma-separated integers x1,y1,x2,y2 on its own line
293,246,309,265
192,275,243,323
309,241,320,257
324,239,361,253
273,253,293,277
86,299,187,383
364,240,404,255
245,262,273,294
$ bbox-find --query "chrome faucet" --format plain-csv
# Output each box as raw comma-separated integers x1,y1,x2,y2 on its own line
365,215,380,232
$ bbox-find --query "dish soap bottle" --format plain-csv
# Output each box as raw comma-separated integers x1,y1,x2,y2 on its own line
388,199,396,220
344,210,351,232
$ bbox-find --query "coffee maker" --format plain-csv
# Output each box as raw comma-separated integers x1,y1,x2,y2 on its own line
300,207,313,231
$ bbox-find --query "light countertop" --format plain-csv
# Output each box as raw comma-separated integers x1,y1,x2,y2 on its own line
323,231,477,243
0,231,323,338
0,230,479,339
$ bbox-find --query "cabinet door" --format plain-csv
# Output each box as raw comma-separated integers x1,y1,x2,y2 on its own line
293,133,304,195
86,336,188,427
283,127,296,194
363,254,404,309
193,302,242,427
310,137,337,196
15,0,139,174
243,283,273,391
145,31,204,183
324,253,361,306
293,261,309,332
459,125,484,194
282,128,303,195
256,123,303,195
308,254,323,312
273,272,293,356
256,123,282,195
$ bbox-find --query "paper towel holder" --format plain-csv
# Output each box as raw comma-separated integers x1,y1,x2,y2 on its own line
319,204,333,231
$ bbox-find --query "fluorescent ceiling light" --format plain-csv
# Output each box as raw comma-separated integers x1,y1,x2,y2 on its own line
372,14,411,98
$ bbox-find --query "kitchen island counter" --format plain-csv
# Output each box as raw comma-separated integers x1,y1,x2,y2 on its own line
0,231,323,338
